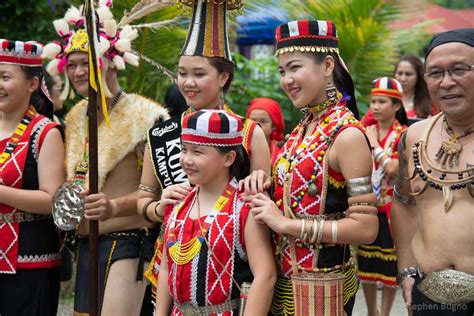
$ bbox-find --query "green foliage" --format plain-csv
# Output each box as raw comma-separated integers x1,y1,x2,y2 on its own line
0,0,69,44
227,54,302,134
430,0,474,9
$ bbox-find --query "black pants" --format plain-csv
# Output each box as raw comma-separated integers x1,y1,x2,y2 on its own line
0,267,60,316
412,274,474,315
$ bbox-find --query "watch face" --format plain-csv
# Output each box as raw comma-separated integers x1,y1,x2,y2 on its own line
406,267,417,274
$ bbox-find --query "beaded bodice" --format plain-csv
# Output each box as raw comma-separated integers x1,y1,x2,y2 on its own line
272,100,363,277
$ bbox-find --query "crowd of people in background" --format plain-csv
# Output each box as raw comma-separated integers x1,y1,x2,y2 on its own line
0,1,473,316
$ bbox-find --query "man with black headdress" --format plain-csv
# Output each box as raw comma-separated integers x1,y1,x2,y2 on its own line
391,28,474,315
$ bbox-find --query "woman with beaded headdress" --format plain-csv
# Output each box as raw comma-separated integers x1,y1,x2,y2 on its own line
357,77,408,316
240,20,379,315
155,109,276,315
139,0,270,299
0,40,65,315
42,1,171,314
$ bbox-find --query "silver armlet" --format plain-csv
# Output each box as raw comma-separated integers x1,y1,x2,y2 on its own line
139,183,160,195
346,176,373,196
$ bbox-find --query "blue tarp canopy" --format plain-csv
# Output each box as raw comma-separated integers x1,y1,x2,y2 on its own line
236,6,287,46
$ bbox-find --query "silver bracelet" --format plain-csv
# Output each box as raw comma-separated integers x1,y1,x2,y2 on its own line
316,219,325,244
347,184,373,196
331,220,338,243
310,220,319,244
299,219,305,240
346,176,371,189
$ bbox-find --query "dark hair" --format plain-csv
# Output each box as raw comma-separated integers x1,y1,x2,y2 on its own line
311,52,359,119
207,57,235,94
395,55,432,118
390,98,409,126
20,66,53,119
165,83,188,117
216,145,250,181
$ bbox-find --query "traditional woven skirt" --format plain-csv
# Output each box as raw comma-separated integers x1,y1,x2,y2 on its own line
271,266,358,315
357,211,397,287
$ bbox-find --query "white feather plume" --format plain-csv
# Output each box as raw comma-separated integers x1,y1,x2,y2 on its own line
115,39,131,52
104,20,117,37
53,19,70,37
123,52,139,67
119,25,138,41
64,6,83,25
97,6,113,22
42,43,61,59
113,55,126,70
99,38,111,55
46,59,60,76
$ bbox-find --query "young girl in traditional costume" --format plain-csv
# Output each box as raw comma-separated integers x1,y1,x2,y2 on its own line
0,40,65,315
155,110,275,315
241,20,380,315
139,0,270,300
357,77,408,316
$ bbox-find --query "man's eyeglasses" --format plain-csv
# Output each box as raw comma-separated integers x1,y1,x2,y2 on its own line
424,64,474,83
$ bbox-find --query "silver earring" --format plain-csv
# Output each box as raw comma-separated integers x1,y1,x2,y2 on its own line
326,82,337,102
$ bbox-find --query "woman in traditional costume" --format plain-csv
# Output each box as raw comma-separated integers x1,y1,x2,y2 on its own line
241,20,380,315
155,110,276,315
246,97,285,165
357,77,408,316
0,40,65,315
140,0,270,297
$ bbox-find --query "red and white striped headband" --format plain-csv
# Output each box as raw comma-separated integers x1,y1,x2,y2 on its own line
182,110,242,147
371,77,403,100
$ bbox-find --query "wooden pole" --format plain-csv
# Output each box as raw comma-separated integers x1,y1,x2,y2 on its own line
84,1,99,315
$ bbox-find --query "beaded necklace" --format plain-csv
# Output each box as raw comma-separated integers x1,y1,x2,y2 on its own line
274,97,358,214
167,179,237,265
410,113,473,212
0,106,36,166
73,90,123,186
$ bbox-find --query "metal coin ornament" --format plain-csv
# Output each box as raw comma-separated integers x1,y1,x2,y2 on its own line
52,182,85,231
308,183,318,196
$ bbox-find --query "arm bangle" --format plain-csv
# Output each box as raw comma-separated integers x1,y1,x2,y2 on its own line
331,220,338,243
310,219,319,244
153,201,164,223
316,219,325,244
142,200,154,223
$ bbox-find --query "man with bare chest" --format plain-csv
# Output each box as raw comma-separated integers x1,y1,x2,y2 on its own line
391,28,474,315
43,4,169,314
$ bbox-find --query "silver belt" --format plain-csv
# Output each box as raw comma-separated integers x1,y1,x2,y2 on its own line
0,212,52,224
175,298,240,315
418,269,474,304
